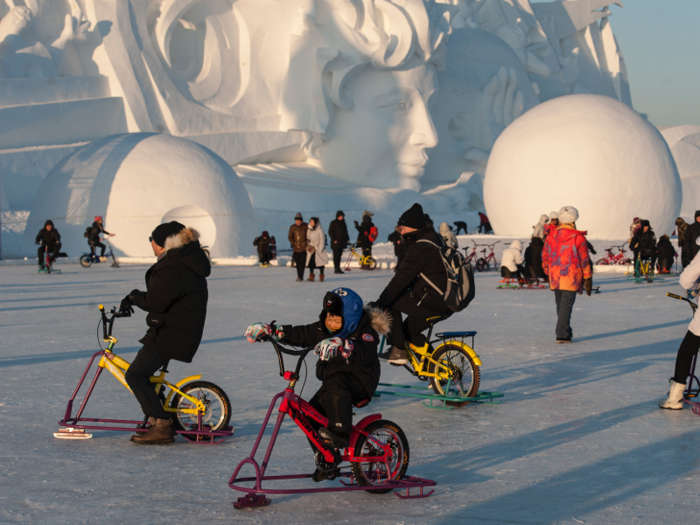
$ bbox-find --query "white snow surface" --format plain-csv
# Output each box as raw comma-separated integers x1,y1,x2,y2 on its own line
1,257,699,524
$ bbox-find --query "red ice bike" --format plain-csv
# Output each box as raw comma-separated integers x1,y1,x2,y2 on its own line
229,336,436,509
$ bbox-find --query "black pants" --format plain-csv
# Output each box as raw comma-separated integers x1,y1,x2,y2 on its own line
308,373,368,437
90,241,106,257
554,290,576,340
386,291,451,349
292,251,306,279
501,266,525,278
308,253,324,275
658,256,673,272
478,223,491,234
673,331,700,384
38,243,61,265
361,244,372,258
332,247,344,271
258,250,271,265
125,346,171,420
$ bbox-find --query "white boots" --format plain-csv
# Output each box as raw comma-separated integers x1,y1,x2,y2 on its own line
659,379,686,410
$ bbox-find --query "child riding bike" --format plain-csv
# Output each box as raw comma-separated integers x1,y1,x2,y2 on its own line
86,216,115,260
245,287,390,481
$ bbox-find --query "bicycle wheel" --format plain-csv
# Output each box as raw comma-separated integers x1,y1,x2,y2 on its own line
595,259,609,265
645,264,654,283
79,255,92,268
428,343,480,407
169,380,231,434
365,257,377,270
351,419,409,494
476,258,486,272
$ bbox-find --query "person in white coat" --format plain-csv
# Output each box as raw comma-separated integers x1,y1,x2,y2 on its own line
306,217,329,282
439,222,458,249
660,244,700,409
532,214,549,239
500,239,525,278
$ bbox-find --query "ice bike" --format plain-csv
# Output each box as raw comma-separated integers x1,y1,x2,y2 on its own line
80,239,120,268
343,243,377,270
37,242,65,274
375,319,503,409
475,241,500,272
55,305,233,443
229,336,436,509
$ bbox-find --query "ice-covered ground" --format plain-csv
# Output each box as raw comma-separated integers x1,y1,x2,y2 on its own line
1,261,698,524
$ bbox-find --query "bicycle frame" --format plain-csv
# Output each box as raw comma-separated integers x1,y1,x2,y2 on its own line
229,338,436,507
57,306,233,444
343,244,375,271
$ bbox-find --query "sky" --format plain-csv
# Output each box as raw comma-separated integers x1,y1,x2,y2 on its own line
530,0,700,128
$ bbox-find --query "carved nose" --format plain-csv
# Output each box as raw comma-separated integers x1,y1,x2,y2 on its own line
410,101,438,148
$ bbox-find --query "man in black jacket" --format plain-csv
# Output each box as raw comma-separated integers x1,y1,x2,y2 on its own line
630,219,657,274
684,211,700,262
244,288,389,480
35,219,61,267
374,203,453,365
120,221,211,444
328,210,349,274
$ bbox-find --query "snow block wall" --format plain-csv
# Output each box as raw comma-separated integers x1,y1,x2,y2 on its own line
23,134,256,258
484,95,682,239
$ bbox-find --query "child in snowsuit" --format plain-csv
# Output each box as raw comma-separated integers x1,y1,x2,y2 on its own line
244,288,390,473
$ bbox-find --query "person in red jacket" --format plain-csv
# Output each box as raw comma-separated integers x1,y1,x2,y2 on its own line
542,206,592,343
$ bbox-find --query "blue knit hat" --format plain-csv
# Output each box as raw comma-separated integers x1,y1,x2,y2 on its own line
322,288,363,339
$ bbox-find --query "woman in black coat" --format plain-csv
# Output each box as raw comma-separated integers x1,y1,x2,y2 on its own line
657,234,676,273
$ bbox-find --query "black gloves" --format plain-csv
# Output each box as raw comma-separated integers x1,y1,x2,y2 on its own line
583,278,592,297
119,295,134,317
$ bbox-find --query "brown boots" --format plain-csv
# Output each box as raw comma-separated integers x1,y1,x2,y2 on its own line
131,418,175,444
319,274,325,282
307,274,315,281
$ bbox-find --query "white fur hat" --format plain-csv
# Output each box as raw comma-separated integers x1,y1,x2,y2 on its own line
549,211,559,220
558,206,579,224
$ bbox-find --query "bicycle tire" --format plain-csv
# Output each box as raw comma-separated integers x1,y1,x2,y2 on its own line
351,419,409,494
365,257,377,270
476,258,486,272
79,255,92,268
595,259,609,266
427,343,480,407
169,380,232,434
645,265,654,283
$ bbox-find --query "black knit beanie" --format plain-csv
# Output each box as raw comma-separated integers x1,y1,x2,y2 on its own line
398,203,426,229
151,221,185,247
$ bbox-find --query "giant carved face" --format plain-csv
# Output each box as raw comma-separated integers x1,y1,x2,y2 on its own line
312,63,439,192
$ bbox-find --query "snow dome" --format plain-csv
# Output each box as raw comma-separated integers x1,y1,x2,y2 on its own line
483,94,681,239
23,133,255,257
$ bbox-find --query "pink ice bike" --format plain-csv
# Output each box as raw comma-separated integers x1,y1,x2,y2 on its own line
228,335,436,509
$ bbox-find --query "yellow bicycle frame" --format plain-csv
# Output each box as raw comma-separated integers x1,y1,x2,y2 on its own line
96,334,206,415
348,245,372,267
406,339,482,381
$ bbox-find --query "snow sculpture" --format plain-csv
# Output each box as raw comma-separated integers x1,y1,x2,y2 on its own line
484,94,681,239
660,125,700,219
422,28,539,189
0,1,90,78
23,134,255,258
278,0,452,191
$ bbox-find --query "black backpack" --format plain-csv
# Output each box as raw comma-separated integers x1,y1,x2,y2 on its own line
416,239,475,312
83,226,92,238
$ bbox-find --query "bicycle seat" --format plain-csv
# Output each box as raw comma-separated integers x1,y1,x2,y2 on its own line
436,331,477,338
353,399,370,409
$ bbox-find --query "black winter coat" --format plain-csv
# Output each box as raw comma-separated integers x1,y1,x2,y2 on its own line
253,235,274,256
328,218,350,249
377,227,450,312
35,227,61,246
131,235,211,363
388,230,405,258
657,237,676,262
355,219,374,248
280,311,381,398
524,237,545,277
631,229,657,254
88,221,110,244
685,222,700,260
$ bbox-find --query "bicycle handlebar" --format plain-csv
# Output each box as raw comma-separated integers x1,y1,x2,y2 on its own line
667,292,698,314
261,331,315,378
99,304,128,340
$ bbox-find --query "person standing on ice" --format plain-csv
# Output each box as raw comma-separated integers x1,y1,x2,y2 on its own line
660,243,700,410
119,221,211,444
306,217,328,282
478,211,492,234
683,211,700,263
676,217,691,267
328,210,349,274
532,214,549,239
354,211,377,264
542,206,592,343
288,212,308,282
244,288,389,481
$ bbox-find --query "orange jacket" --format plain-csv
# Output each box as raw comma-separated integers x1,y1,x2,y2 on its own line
542,225,592,292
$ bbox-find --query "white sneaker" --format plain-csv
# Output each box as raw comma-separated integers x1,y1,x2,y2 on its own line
659,379,685,410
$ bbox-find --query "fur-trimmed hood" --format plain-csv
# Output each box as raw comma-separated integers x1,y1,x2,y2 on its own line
366,306,391,336
163,227,200,254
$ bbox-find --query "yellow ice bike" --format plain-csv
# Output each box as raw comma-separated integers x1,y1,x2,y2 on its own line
343,243,377,271
375,319,503,409
55,305,233,443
